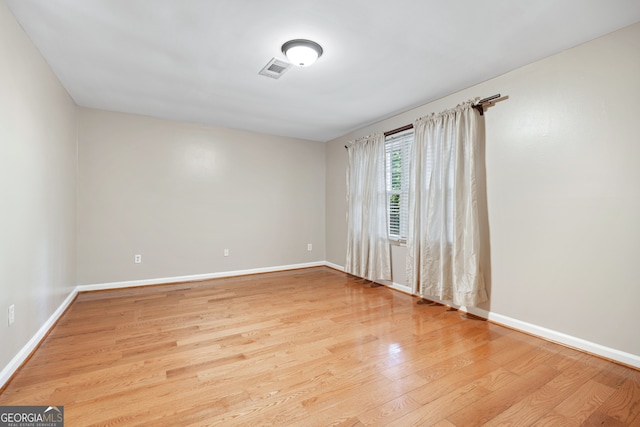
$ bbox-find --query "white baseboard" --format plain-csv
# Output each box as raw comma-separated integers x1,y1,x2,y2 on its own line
383,282,412,295
0,287,78,389
1,261,324,389
77,261,326,292
324,261,345,272
324,263,413,295
3,261,638,390
337,264,640,370
463,306,640,369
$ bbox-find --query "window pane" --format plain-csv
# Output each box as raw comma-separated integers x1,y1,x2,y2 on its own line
385,129,413,239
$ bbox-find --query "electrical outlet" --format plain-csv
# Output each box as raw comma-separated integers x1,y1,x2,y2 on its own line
134,254,142,264
224,249,229,257
307,243,313,251
8,304,15,326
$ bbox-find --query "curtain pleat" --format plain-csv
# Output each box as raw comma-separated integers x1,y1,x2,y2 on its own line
407,101,488,307
345,133,392,282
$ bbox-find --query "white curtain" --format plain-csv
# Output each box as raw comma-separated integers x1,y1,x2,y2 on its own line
407,100,488,307
345,133,392,282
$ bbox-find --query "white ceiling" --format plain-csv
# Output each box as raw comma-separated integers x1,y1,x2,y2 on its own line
6,0,640,142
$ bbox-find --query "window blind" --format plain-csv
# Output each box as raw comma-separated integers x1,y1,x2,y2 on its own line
384,129,413,240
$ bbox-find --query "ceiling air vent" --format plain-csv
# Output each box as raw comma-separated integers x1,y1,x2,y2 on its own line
259,57,292,79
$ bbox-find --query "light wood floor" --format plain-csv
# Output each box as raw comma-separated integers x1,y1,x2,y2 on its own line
1,267,639,426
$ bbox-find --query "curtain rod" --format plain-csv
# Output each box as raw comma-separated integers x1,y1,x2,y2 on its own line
345,94,501,148
384,123,413,137
472,93,501,116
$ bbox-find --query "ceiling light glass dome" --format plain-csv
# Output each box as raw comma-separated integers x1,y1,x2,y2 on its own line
281,39,323,67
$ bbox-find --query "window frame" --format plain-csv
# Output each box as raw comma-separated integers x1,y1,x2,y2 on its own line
384,129,413,242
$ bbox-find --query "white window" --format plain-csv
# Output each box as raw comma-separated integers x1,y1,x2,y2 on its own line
384,129,413,241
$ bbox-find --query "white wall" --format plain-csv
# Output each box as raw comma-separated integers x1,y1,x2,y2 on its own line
77,108,326,285
0,3,77,372
326,23,640,358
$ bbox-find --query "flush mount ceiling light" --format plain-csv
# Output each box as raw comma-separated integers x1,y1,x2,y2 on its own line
281,39,323,67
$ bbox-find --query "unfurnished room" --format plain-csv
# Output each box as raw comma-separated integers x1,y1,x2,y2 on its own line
1,1,640,425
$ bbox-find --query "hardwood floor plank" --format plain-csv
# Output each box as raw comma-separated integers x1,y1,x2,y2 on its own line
593,376,640,425
551,379,616,424
423,358,561,426
388,367,516,426
356,394,422,426
1,267,639,426
407,357,504,405
480,366,607,426
530,411,577,427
